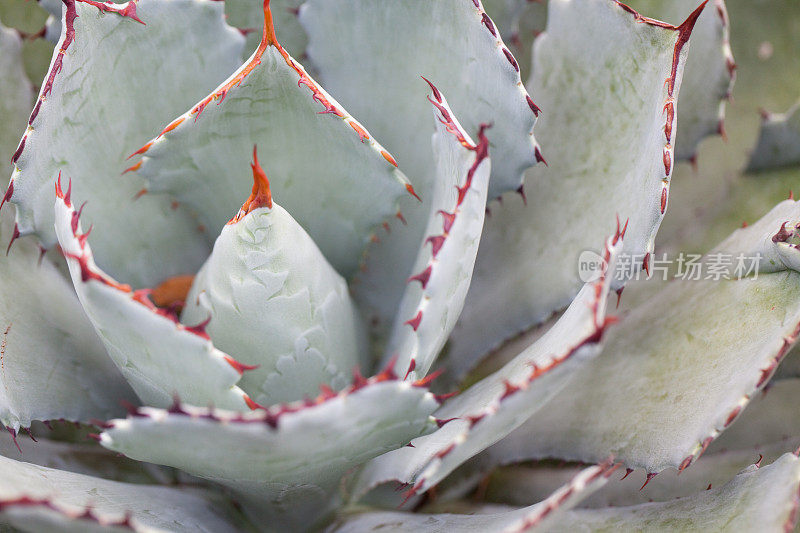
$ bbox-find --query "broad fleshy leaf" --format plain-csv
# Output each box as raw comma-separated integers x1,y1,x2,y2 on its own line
0,208,135,432
331,461,619,533
0,19,33,167
0,454,240,532
553,453,800,532
485,441,790,509
484,200,800,473
6,0,245,287
302,0,538,337
301,0,537,200
182,150,368,405
100,376,439,530
353,232,621,502
131,1,410,277
626,0,736,161
449,0,705,376
382,87,490,379
747,100,800,172
53,183,252,411
0,432,175,485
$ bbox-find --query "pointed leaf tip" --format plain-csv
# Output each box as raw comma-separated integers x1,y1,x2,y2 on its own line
229,146,273,224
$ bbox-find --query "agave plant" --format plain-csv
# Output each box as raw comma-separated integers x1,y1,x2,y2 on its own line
1,0,800,530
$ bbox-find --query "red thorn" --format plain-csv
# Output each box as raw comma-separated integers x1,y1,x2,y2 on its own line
438,210,456,233
87,433,101,442
223,355,259,375
534,146,547,166
413,368,443,388
678,455,692,473
706,483,712,490
642,252,651,277
789,190,795,200
5,224,20,255
396,211,407,225
516,185,527,206
404,311,422,331
436,417,457,428
615,287,624,309
426,235,446,257
620,467,634,480
184,316,211,339
420,76,442,102
406,183,422,202
122,160,142,174
408,266,433,289
6,428,21,453
434,391,458,403
640,472,656,490
754,454,763,467
500,380,521,400
0,183,13,212
502,48,519,72
243,395,262,410
403,360,417,380
230,146,273,224
526,95,541,117
64,178,72,207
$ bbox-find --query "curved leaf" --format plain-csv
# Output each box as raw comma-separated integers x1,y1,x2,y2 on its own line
181,150,368,405
100,376,439,530
626,0,736,161
302,0,538,337
747,100,800,172
449,0,706,377
5,0,245,287
382,86,491,379
0,454,239,533
484,200,800,473
331,461,619,533
0,208,135,432
486,441,791,510
353,231,621,502
554,453,800,532
131,0,410,277
53,183,252,411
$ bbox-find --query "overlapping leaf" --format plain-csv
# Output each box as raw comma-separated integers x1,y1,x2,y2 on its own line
483,200,800,473
302,0,538,337
6,0,245,287
0,454,240,532
182,150,368,405
331,461,619,533
0,19,32,167
450,0,707,377
353,230,621,502
382,86,491,379
53,184,252,411
0,205,135,432
131,0,410,277
626,0,735,161
100,377,439,530
554,454,800,532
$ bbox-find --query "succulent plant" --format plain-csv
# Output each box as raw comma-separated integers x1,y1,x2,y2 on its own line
1,0,800,530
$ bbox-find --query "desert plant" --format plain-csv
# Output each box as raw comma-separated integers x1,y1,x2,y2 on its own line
0,0,799,531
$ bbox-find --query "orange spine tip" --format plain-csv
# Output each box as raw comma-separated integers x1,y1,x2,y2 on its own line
381,149,398,167
405,183,421,202
158,116,185,138
122,160,142,174
129,141,153,159
229,146,273,224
